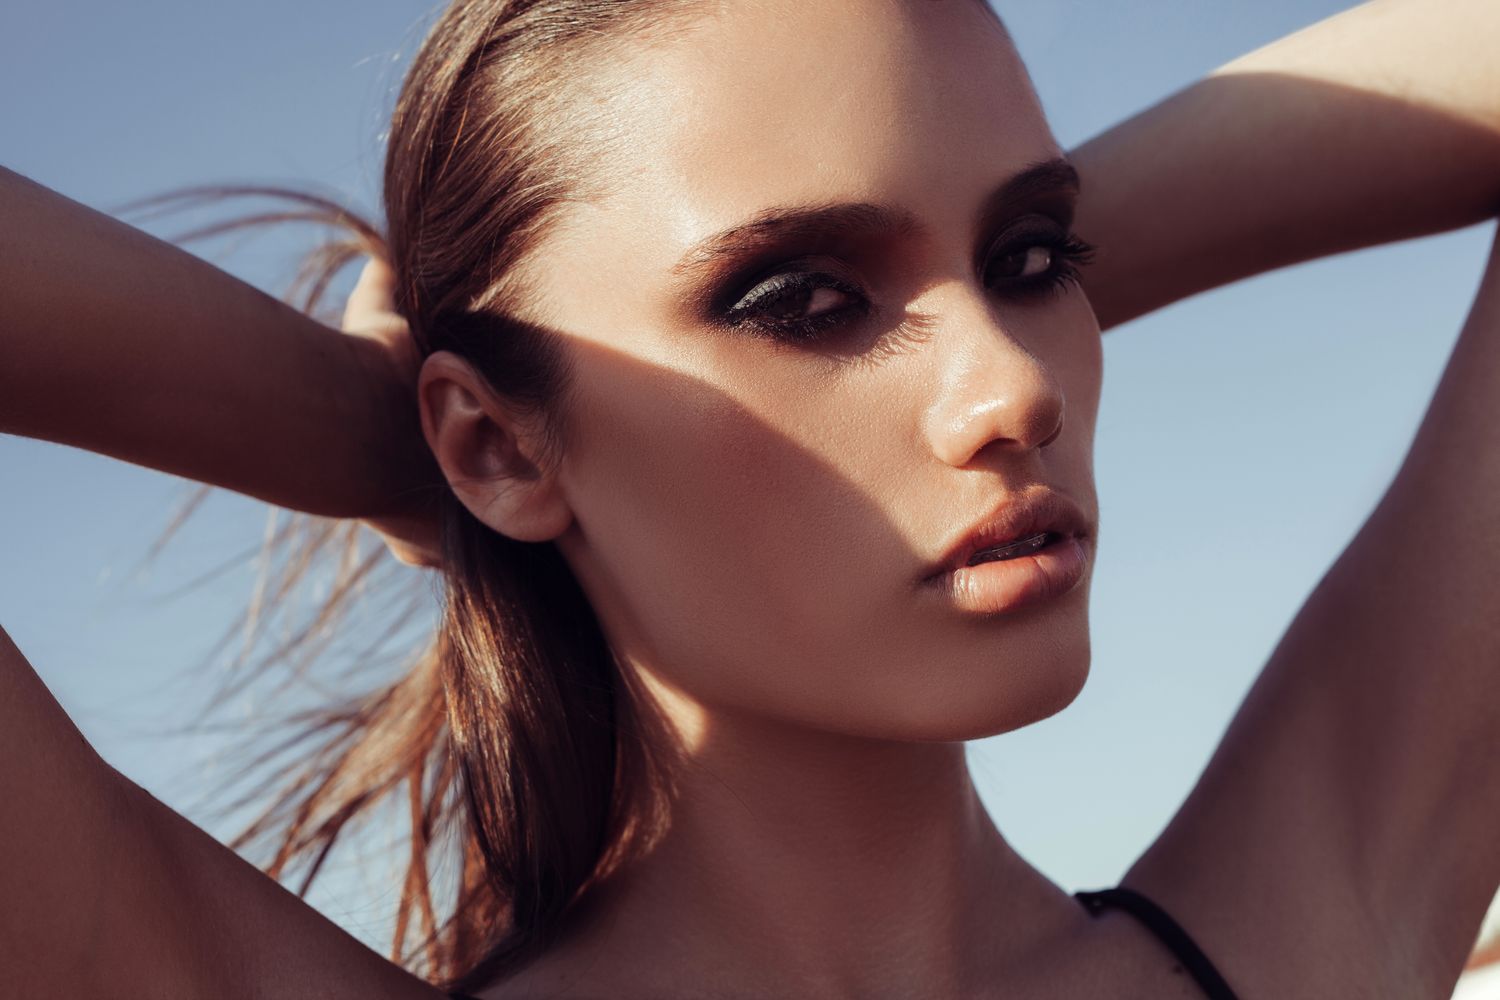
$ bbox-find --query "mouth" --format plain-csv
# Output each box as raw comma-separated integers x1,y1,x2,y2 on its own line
919,489,1093,615
965,530,1061,566
924,489,1092,583
924,526,1092,617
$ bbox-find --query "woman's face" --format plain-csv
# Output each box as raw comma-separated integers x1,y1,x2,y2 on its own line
520,0,1102,744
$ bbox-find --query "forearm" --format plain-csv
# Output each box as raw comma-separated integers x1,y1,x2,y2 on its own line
1071,0,1500,331
0,167,428,518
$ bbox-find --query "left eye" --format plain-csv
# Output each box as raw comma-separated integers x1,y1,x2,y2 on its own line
988,245,1055,281
982,223,1094,297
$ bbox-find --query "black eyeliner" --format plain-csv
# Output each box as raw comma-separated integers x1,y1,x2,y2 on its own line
721,270,871,342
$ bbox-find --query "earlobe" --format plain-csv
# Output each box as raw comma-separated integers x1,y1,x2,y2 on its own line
417,350,573,543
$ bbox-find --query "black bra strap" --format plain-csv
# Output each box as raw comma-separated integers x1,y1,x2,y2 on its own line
453,888,1240,1000
1075,886,1240,1000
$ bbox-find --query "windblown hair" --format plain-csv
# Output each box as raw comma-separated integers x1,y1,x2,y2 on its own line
145,1,697,992
143,0,1500,992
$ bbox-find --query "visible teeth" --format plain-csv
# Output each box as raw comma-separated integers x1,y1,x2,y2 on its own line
968,532,1053,567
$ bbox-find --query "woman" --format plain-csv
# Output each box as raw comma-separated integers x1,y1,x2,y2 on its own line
3,0,1498,997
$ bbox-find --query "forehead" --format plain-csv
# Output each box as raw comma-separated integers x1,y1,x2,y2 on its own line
531,0,1059,325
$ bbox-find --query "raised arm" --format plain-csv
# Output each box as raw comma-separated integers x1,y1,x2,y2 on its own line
0,623,444,998
0,166,432,520
1078,4,1500,995
1071,0,1500,331
0,169,450,995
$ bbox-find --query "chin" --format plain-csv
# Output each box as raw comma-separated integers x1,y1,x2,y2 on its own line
875,624,1093,744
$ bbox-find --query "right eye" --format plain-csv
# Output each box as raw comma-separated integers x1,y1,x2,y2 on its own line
721,270,870,343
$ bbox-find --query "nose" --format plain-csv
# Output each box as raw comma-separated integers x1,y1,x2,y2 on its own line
923,311,1066,469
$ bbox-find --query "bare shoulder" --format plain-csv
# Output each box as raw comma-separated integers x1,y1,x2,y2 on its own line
0,625,443,1000
1118,235,1500,1000
1118,689,1411,1000
115,774,450,1000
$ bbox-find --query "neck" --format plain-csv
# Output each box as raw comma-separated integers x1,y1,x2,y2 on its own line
523,708,1084,999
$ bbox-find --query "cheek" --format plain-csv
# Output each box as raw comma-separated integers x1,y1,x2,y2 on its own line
557,342,920,719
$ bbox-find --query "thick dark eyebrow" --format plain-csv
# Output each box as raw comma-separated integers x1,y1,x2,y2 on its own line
974,157,1081,239
669,157,1081,282
670,202,917,281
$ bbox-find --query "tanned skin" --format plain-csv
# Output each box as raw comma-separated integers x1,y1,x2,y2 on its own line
2,2,1498,997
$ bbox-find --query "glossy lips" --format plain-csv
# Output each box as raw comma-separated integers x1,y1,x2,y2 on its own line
968,530,1054,565
922,490,1092,615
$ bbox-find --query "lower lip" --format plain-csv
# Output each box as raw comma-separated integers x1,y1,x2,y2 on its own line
923,534,1090,615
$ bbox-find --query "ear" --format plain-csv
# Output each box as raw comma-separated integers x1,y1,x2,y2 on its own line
417,350,573,543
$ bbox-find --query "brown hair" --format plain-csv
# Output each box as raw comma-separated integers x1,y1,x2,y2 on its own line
147,0,1500,991
146,1,695,992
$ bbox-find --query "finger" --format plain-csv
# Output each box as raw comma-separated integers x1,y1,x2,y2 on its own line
363,513,442,569
342,257,399,331
393,542,442,569
382,533,442,569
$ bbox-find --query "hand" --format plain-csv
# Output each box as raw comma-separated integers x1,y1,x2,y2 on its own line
341,258,443,568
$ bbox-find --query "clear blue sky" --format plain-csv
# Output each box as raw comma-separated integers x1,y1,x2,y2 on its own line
4,0,1497,980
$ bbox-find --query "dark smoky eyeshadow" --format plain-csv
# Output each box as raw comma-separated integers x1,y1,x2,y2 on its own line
975,208,1076,278
705,252,852,319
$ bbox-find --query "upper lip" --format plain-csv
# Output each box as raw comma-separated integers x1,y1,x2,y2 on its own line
924,488,1092,581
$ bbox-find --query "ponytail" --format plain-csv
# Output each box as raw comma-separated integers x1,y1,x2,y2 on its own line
143,0,704,989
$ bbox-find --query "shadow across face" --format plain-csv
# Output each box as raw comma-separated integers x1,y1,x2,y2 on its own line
434,0,1105,749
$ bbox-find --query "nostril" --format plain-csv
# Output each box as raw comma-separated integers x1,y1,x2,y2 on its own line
1038,409,1064,449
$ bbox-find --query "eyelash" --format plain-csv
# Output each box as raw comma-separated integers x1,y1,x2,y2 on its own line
717,229,1097,345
